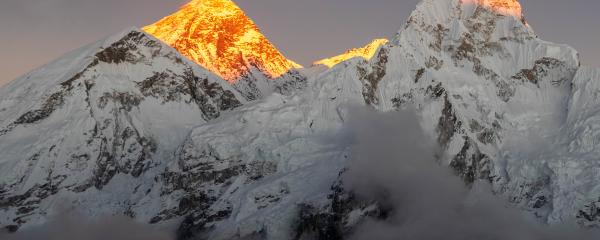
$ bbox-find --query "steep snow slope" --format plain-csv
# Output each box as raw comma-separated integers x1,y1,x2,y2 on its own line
0,28,245,231
560,67,600,226
166,60,372,239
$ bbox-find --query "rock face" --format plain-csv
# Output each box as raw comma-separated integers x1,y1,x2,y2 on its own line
2,0,600,239
143,0,305,100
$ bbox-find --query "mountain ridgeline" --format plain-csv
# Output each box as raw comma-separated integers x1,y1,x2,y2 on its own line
2,0,600,239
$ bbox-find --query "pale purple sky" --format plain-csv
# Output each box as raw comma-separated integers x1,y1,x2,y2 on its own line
1,0,598,85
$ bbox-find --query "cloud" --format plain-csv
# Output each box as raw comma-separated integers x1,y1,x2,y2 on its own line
2,108,599,240
340,106,600,240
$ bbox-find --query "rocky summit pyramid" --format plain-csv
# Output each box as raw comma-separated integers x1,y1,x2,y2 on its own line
2,0,600,239
144,0,305,100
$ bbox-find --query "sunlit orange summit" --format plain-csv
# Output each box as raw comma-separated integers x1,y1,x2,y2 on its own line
314,39,389,68
143,0,301,82
462,0,523,17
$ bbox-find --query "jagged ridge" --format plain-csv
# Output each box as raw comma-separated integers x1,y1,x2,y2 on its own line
313,39,389,68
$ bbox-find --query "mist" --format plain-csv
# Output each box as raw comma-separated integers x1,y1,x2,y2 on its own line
1,212,174,240
340,107,600,240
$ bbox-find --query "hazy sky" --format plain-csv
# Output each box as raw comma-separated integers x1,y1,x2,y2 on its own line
0,0,599,85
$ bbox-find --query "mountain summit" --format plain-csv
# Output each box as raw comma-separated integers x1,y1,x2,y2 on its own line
462,0,523,17
313,39,389,68
143,0,301,83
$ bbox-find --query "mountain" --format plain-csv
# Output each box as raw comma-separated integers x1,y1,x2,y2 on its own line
0,28,245,233
2,0,600,239
143,0,305,100
313,39,389,68
293,0,598,233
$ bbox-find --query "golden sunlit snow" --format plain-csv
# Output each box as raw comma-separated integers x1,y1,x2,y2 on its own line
462,0,522,17
313,39,389,68
143,0,301,82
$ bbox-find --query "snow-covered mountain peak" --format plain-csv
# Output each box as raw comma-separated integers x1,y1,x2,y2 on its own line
143,0,301,83
400,0,532,44
298,0,593,232
0,27,247,232
392,0,578,81
313,39,389,68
